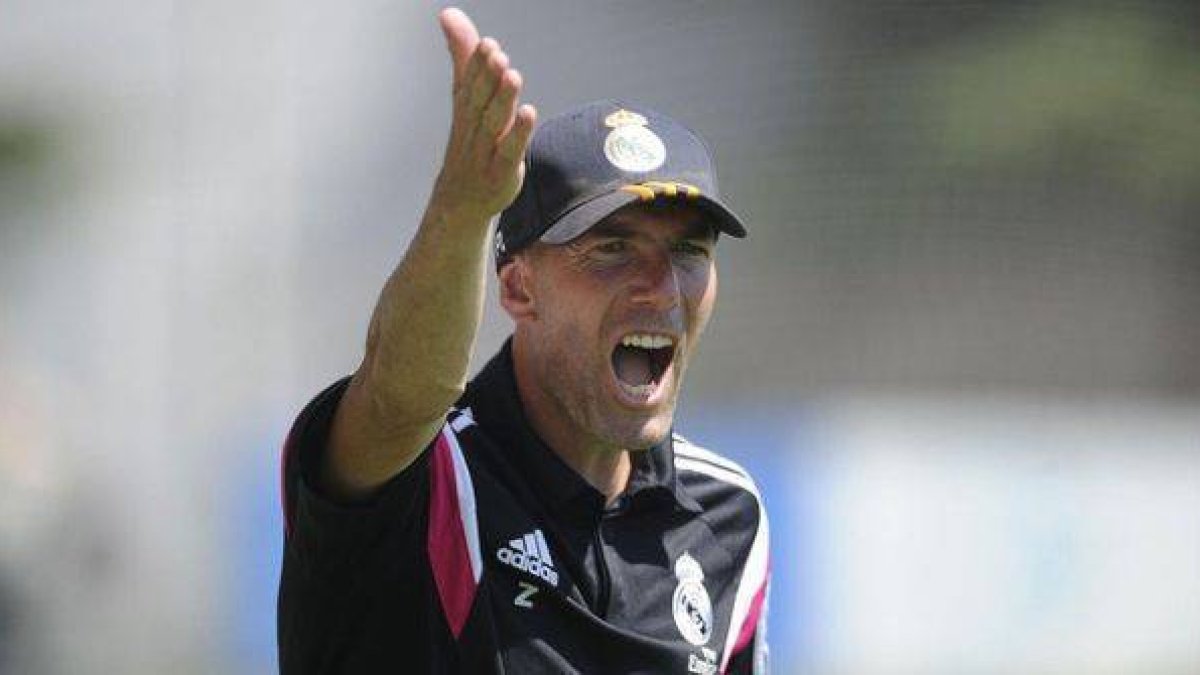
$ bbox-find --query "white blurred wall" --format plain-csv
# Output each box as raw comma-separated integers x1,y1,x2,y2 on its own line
795,396,1200,674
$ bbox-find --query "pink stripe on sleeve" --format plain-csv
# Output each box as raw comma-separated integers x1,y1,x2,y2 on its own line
427,432,478,638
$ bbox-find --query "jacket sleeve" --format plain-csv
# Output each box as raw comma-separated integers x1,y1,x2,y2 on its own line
279,376,432,577
724,575,770,674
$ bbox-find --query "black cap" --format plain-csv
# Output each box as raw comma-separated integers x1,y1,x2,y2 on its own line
495,100,746,266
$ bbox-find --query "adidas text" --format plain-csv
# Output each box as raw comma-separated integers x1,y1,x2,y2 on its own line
496,529,559,586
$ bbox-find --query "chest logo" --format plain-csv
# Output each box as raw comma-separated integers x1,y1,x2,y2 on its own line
497,528,559,587
672,552,713,646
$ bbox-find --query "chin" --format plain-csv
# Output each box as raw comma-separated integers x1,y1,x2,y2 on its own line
604,409,675,451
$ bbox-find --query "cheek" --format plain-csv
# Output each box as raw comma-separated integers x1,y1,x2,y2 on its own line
683,265,718,327
535,281,604,342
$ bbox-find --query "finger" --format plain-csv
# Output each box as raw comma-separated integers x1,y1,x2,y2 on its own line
438,7,479,83
496,103,537,166
481,68,522,140
473,48,512,124
457,37,499,113
471,43,509,109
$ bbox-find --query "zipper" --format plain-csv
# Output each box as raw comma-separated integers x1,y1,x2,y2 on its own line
592,514,612,618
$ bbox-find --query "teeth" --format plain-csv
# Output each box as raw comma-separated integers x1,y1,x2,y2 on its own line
621,333,675,349
626,383,654,396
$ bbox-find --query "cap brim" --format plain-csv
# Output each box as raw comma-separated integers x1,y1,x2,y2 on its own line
539,188,747,245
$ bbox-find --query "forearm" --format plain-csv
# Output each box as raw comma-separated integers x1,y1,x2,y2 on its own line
359,199,493,425
325,198,493,497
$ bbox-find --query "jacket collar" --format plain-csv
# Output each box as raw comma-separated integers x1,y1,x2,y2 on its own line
464,339,702,516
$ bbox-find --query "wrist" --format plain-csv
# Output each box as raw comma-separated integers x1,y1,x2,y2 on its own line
428,180,499,232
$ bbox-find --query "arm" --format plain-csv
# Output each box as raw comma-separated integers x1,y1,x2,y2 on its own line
324,8,536,499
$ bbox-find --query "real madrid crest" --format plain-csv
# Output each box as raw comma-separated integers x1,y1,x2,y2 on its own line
671,551,713,646
603,108,666,173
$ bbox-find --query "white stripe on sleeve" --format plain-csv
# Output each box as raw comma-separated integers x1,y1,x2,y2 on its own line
443,425,482,582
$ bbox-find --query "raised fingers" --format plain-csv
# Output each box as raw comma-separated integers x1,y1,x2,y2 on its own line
432,8,536,218
481,68,522,141
455,37,501,114
497,104,537,168
479,45,511,108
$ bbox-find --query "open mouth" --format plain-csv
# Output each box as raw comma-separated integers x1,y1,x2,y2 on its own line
611,333,677,399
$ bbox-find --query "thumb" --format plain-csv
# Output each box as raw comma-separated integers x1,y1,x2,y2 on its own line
438,7,479,82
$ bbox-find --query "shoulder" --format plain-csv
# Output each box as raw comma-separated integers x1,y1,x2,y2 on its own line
671,432,769,552
672,432,763,503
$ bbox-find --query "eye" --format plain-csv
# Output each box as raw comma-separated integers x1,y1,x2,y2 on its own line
595,239,628,254
671,240,712,258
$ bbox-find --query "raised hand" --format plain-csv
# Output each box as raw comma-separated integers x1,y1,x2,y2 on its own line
433,8,537,223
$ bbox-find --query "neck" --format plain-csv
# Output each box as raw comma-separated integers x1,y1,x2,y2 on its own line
511,336,631,505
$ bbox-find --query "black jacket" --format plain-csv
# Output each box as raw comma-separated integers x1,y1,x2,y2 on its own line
279,343,770,673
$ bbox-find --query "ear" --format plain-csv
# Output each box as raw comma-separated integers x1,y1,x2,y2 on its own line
498,257,537,321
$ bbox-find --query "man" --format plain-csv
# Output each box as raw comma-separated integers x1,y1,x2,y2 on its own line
278,8,769,673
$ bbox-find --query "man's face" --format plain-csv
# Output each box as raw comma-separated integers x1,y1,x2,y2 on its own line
511,202,719,452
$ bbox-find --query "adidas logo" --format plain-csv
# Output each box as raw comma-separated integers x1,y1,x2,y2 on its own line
496,528,559,586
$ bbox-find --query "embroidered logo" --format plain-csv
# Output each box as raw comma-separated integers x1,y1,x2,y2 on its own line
672,552,713,646
603,108,666,173
688,647,718,675
497,528,559,586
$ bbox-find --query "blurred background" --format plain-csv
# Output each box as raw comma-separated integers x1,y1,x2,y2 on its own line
2,0,1198,672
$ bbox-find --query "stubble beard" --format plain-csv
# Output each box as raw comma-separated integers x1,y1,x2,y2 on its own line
533,326,684,454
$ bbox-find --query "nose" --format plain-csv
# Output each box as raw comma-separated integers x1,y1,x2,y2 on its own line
628,248,680,311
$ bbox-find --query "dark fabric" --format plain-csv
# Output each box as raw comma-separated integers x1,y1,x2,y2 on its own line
277,342,766,673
